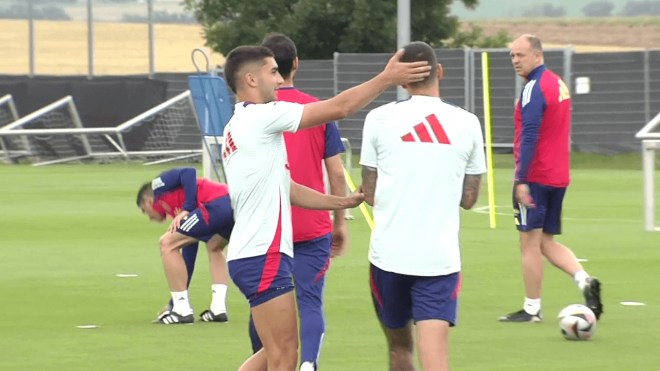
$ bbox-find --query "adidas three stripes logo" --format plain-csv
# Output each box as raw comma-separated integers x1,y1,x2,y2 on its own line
180,214,199,232
401,114,451,145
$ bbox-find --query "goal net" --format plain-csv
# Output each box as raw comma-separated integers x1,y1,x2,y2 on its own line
635,112,660,231
0,91,202,166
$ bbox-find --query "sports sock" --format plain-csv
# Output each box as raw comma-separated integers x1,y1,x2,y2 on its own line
300,362,315,371
171,290,193,316
523,297,541,315
574,270,590,291
210,284,228,314
168,242,199,309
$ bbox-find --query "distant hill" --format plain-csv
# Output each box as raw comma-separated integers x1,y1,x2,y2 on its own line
452,0,630,19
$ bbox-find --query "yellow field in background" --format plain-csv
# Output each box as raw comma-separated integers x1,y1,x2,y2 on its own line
0,20,225,75
0,19,648,76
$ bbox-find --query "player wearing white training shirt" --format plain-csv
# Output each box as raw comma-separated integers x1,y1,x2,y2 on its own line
360,42,486,371
220,45,432,371
222,101,303,262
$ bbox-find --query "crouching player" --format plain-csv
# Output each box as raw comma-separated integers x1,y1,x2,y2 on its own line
136,167,234,324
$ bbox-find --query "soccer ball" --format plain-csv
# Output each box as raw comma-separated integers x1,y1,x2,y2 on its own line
558,304,597,340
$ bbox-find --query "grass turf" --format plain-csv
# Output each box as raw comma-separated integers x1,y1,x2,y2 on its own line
1,153,658,370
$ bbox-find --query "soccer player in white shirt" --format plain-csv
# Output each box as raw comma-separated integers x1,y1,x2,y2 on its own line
359,42,487,371
220,45,431,371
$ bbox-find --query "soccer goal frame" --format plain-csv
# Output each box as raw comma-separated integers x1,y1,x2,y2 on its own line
635,111,660,231
0,91,202,166
0,94,23,162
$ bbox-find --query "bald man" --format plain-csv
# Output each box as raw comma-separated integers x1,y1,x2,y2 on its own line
500,35,603,323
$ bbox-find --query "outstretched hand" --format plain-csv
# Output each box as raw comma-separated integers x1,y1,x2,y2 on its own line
344,190,365,209
382,49,432,86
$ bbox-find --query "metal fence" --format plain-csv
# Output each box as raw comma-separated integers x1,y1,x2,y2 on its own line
9,45,656,155
295,47,655,155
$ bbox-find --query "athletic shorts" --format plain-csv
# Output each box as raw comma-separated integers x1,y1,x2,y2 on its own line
228,252,294,308
513,183,566,235
370,264,462,328
176,195,234,242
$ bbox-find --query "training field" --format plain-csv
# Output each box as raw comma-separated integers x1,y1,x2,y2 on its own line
1,153,658,370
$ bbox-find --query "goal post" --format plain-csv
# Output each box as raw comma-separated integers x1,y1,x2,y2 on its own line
635,111,660,231
0,94,20,162
0,91,203,166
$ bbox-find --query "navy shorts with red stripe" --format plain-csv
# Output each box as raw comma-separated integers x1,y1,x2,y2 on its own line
228,252,294,308
370,264,462,328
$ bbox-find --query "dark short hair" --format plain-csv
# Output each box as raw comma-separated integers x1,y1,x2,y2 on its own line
223,46,274,94
262,33,297,79
401,41,438,87
136,182,153,206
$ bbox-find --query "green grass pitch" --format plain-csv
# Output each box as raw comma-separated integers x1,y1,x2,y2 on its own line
1,153,658,370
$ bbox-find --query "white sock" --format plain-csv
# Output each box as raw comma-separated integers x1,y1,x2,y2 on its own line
574,270,590,291
210,284,228,314
523,297,541,315
171,290,193,316
300,362,315,371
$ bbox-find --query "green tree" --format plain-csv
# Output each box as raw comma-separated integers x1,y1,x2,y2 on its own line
185,0,483,59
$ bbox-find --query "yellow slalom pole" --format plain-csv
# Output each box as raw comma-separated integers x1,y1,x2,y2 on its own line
481,52,497,229
343,167,375,231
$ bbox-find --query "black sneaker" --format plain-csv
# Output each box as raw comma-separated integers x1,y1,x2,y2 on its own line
499,309,543,322
583,277,603,320
154,311,194,325
200,309,228,323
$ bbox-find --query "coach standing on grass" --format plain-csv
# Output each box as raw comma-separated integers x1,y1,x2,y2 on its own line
499,35,603,323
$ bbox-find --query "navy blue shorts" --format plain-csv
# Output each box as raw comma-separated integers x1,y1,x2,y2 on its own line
228,252,294,308
176,195,234,242
370,264,462,328
513,183,566,234
293,232,332,310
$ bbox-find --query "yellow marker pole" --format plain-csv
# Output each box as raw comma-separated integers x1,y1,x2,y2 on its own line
481,52,497,229
343,167,375,231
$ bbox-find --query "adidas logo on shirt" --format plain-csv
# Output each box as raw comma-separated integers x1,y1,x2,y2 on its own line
400,114,451,145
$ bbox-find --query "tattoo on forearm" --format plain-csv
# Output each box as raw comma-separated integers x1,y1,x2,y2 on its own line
362,165,378,203
461,174,482,209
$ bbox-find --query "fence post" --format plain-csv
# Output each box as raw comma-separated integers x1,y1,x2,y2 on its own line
148,0,155,78
87,0,94,79
464,48,470,111
563,45,574,150
644,50,651,124
469,49,475,113
28,0,35,77
563,45,574,93
333,52,339,97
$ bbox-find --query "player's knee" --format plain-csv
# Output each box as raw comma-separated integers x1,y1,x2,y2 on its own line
266,343,298,370
389,347,415,370
159,234,176,255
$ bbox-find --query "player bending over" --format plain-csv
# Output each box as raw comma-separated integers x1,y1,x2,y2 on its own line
221,45,430,371
359,41,486,371
137,167,233,324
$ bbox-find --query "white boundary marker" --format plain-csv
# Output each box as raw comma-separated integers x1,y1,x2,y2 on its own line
621,302,645,306
116,274,138,278
76,325,98,329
